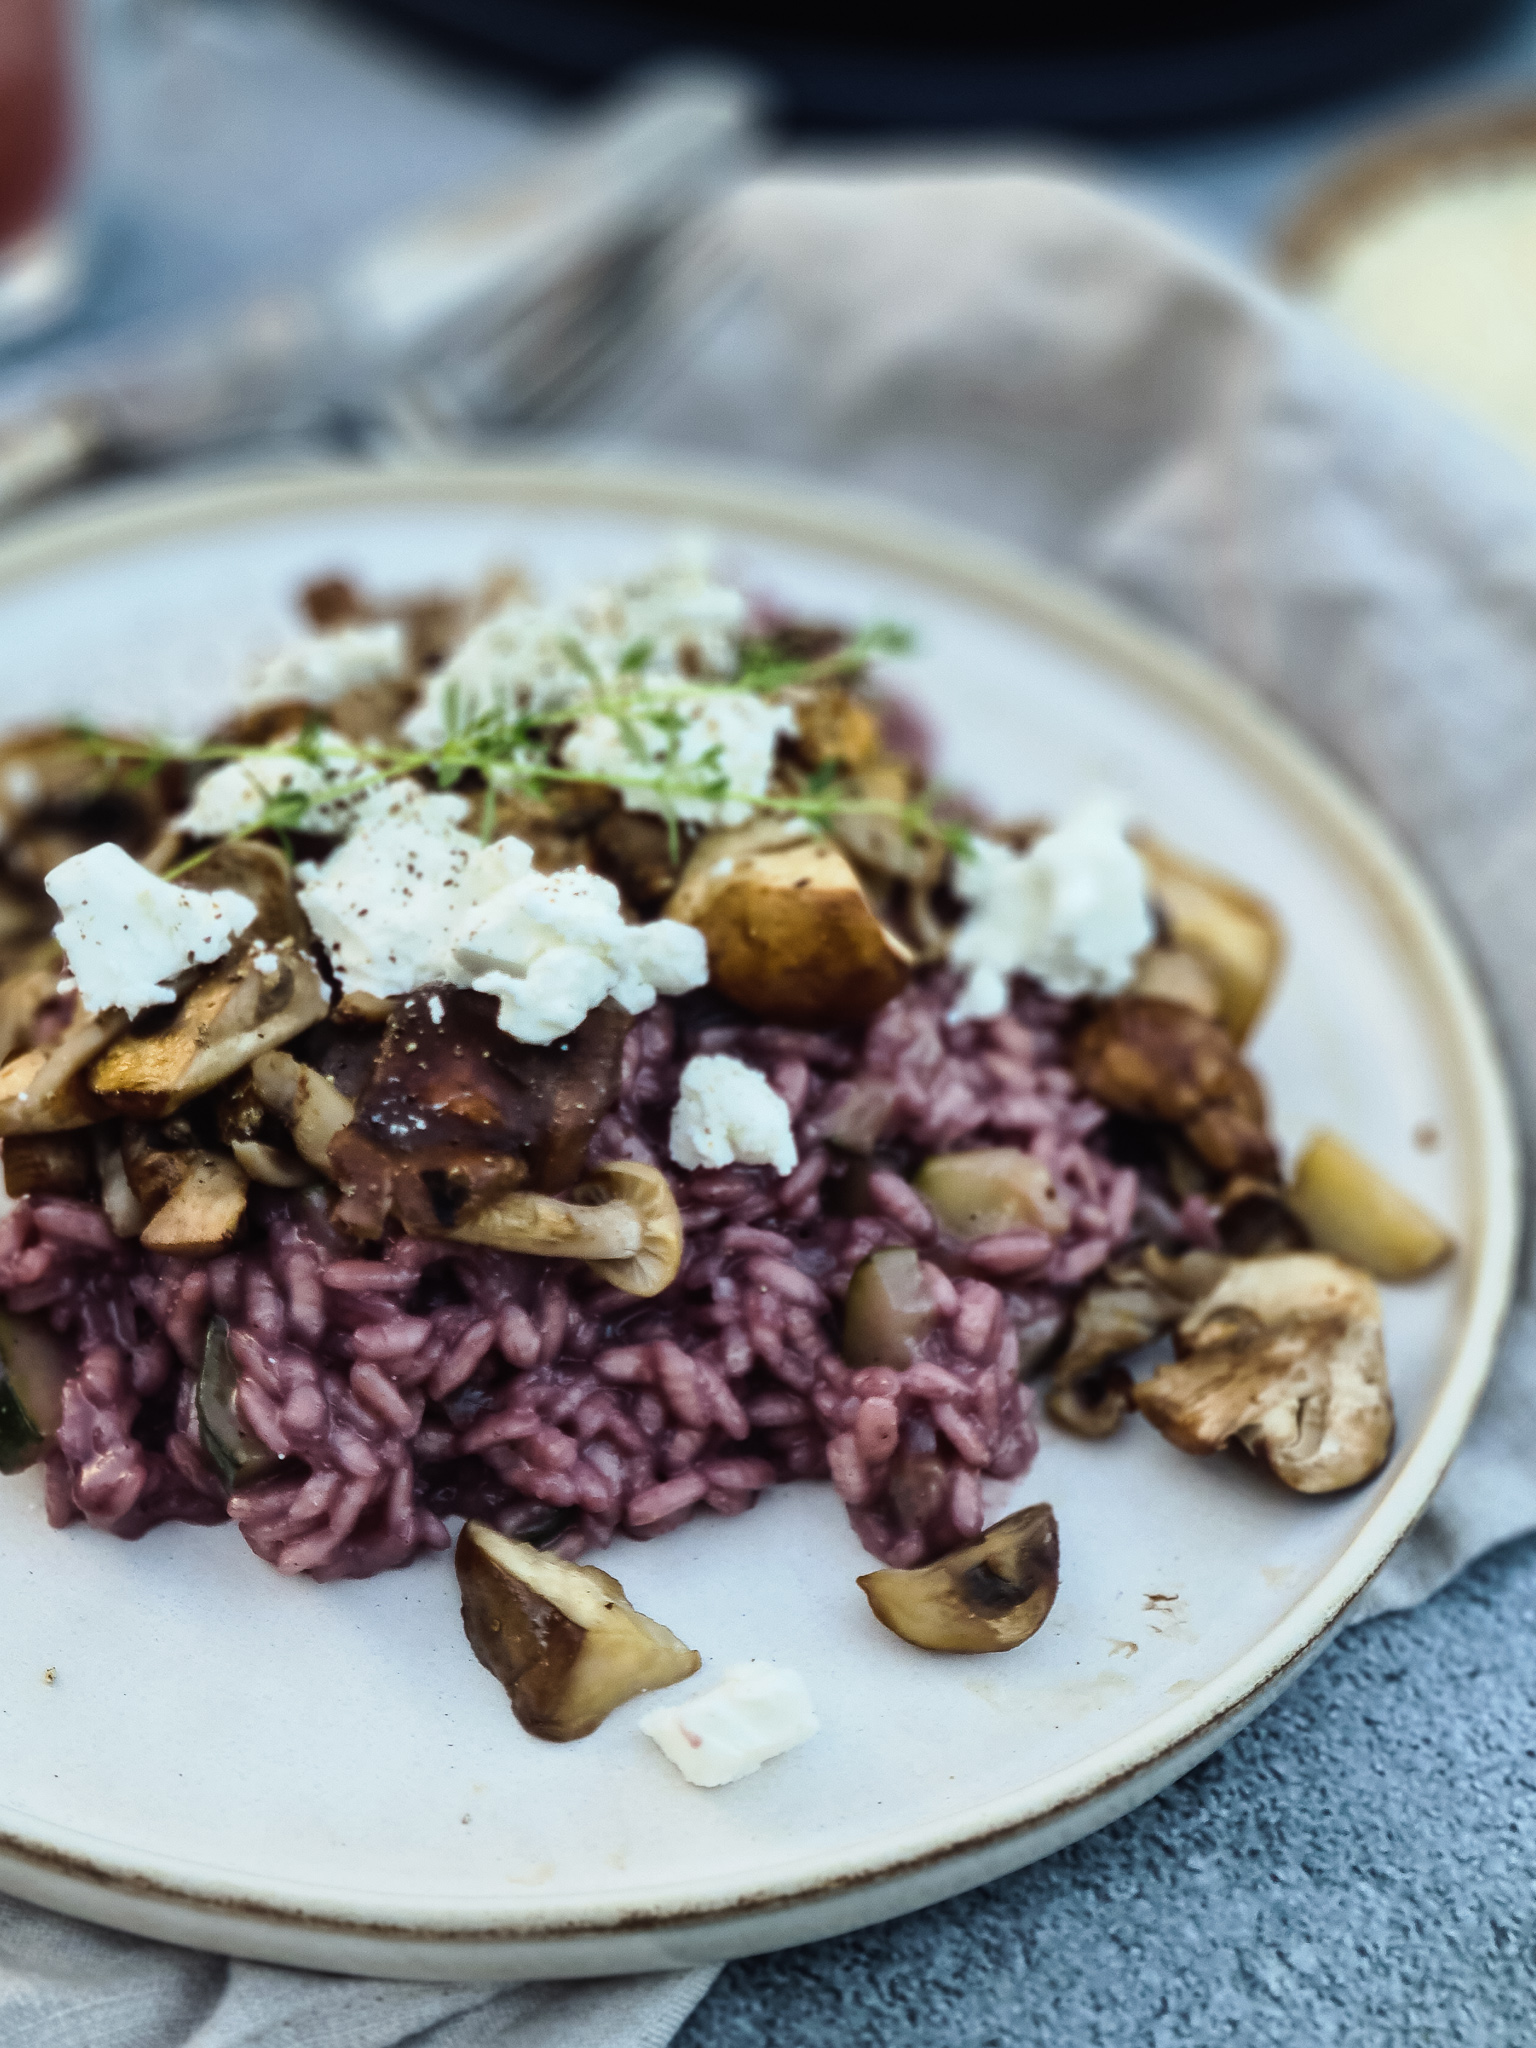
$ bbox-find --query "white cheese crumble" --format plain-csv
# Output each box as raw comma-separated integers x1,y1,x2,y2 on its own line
243,622,408,708
295,793,708,1040
176,732,368,840
949,796,1154,1020
46,842,257,1019
400,543,749,750
670,1054,798,1175
640,1663,818,1788
450,841,708,1046
563,689,799,829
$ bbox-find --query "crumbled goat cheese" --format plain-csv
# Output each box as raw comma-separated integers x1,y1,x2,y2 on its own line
243,623,407,708
949,796,1154,1019
295,792,707,1038
563,689,799,828
641,1663,819,1788
177,732,367,839
669,1054,798,1175
401,543,749,750
295,784,479,999
450,845,708,1046
46,842,256,1018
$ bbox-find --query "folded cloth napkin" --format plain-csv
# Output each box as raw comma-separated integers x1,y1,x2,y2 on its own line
614,159,1536,1620
7,160,1535,2048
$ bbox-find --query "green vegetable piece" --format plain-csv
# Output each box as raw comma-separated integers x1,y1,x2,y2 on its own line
197,1315,280,1491
843,1247,937,1371
0,1307,71,1476
913,1147,1069,1243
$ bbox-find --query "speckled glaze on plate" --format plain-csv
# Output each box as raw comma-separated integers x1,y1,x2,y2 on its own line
0,458,1518,1980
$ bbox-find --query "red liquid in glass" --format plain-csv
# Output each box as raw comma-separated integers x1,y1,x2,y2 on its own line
0,0,71,251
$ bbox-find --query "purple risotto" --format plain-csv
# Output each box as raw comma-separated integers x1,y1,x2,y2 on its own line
0,545,1426,1751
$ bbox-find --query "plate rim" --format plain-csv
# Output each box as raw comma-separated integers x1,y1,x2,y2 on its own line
0,451,1520,1972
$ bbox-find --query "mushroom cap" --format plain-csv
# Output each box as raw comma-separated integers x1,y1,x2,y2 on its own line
1133,1252,1394,1494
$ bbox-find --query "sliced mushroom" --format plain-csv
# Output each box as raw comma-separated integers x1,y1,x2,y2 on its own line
0,726,174,890
828,762,945,888
0,1005,126,1136
858,1504,1060,1653
455,1519,700,1742
792,687,883,772
0,954,64,1067
230,1139,314,1189
450,1161,684,1299
1049,1246,1228,1439
88,939,329,1120
1216,1176,1310,1258
1,1129,95,1201
92,1126,147,1238
121,1120,249,1258
1288,1129,1454,1281
249,1049,356,1173
914,1147,1069,1242
1130,943,1224,1021
667,815,913,1028
1136,836,1284,1046
1071,996,1278,1182
1132,1252,1394,1493
180,839,311,947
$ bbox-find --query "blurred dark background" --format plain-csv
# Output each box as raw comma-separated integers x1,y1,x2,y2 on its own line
347,0,1523,131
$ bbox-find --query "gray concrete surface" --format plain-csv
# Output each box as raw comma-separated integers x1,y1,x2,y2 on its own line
680,1532,1536,2046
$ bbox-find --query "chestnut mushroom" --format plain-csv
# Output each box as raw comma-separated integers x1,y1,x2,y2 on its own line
88,938,328,1121
1288,1130,1454,1281
0,1005,126,1136
248,1050,356,1173
449,1161,684,1299
120,1119,249,1257
1,1129,95,1201
858,1504,1060,1653
1135,835,1284,1046
667,815,913,1027
1071,996,1278,1182
1132,1252,1394,1494
1048,1246,1229,1439
455,1519,700,1742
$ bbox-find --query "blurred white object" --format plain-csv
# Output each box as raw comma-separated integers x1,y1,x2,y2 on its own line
0,64,760,514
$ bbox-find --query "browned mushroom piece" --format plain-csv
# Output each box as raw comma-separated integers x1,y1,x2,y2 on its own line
1215,1176,1311,1258
1,1130,95,1201
1287,1129,1454,1281
0,1005,127,1136
120,1119,249,1257
1135,836,1284,1046
667,815,913,1028
1071,996,1279,1182
0,727,175,890
92,1126,147,1238
88,939,329,1121
1130,943,1224,1021
1048,1247,1229,1439
793,688,883,773
1132,1252,1394,1494
858,1504,1060,1653
0,950,65,1068
325,986,628,1238
589,808,687,911
248,1050,356,1174
455,1519,700,1742
828,761,945,891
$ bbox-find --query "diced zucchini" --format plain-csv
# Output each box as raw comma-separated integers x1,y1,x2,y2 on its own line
197,1315,280,1491
0,1307,71,1476
843,1248,936,1371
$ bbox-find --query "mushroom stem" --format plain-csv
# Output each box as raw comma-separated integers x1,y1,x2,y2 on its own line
249,1051,355,1174
449,1188,644,1262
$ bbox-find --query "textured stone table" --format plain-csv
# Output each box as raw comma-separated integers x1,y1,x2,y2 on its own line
12,8,1536,2042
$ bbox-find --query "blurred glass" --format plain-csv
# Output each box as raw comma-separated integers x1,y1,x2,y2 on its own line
0,0,83,349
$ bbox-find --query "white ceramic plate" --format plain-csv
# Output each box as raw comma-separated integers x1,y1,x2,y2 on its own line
0,459,1518,1980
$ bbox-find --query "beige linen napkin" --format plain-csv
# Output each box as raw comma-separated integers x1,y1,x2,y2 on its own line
612,161,1536,1618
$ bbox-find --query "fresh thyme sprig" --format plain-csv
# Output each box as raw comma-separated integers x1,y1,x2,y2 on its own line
72,617,969,874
